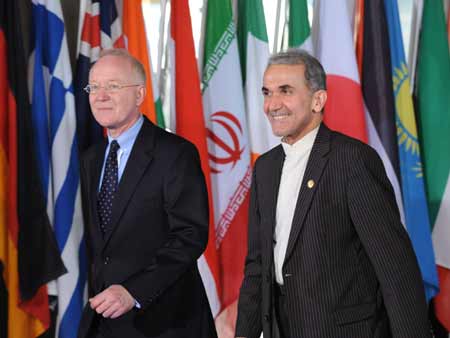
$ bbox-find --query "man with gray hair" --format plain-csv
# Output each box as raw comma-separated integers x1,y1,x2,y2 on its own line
235,49,430,338
77,49,216,338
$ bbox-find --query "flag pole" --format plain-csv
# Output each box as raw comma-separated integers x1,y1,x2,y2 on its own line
408,0,423,91
157,0,168,84
197,0,208,81
273,0,282,53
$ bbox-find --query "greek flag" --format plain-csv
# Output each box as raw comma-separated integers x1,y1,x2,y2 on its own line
30,1,87,337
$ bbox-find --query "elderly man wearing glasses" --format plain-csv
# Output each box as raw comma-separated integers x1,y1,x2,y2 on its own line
77,49,217,338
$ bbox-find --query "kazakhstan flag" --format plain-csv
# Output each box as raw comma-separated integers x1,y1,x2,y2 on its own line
384,0,439,302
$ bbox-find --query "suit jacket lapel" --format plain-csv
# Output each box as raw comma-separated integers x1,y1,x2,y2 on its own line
284,123,331,262
102,119,155,249
266,146,284,244
90,139,108,247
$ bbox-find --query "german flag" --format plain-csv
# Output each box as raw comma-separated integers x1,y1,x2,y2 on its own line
0,2,65,337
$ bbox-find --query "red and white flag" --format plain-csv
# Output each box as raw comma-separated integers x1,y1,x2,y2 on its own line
312,0,367,142
169,0,222,316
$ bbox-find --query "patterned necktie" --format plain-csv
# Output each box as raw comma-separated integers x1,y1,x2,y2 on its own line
98,140,120,236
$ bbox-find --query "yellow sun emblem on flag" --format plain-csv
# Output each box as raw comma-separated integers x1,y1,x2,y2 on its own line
393,62,423,177
393,63,419,154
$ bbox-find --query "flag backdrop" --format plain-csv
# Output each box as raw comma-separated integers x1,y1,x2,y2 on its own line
357,0,406,230
384,0,438,303
237,0,278,165
313,0,367,142
415,0,450,331
75,0,125,153
122,0,165,128
31,1,87,337
202,0,251,334
169,0,221,321
1,2,65,337
288,0,313,52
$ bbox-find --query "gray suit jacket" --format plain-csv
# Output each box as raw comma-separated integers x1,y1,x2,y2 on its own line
236,123,430,338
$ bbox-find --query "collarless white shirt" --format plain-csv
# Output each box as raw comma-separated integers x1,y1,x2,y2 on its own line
274,126,319,285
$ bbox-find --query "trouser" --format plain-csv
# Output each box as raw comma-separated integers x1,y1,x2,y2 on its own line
274,283,291,338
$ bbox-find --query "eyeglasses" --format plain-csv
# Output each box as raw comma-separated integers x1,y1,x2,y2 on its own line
84,82,143,94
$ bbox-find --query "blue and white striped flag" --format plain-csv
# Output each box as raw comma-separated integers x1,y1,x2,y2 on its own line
30,1,87,337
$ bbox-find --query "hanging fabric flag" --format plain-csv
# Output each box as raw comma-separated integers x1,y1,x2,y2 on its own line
415,0,450,331
169,0,221,319
237,0,278,164
356,0,406,224
1,2,65,337
122,0,165,128
202,0,251,332
312,0,367,142
30,1,87,337
75,0,125,153
287,0,312,52
384,0,438,303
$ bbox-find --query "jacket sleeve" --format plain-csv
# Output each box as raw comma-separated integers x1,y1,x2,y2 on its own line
236,168,263,338
347,145,431,338
122,142,209,309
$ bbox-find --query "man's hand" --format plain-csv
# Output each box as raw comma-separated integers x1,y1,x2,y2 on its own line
89,284,135,319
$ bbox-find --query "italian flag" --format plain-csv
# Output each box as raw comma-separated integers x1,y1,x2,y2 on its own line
415,0,450,331
202,0,251,334
287,0,312,52
237,0,278,164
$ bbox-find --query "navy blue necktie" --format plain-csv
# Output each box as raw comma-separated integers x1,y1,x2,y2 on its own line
98,140,120,236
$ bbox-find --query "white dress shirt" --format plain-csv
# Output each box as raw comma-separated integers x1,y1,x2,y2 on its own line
274,126,319,284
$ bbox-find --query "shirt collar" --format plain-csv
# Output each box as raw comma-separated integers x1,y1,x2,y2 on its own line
107,115,144,150
281,125,320,159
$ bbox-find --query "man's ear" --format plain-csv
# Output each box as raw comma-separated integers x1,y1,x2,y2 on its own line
312,89,327,113
136,86,146,106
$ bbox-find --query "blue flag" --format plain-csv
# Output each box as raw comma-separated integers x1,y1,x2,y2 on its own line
384,0,439,302
31,1,87,337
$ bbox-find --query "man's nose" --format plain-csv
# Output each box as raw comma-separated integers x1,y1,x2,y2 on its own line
96,87,110,100
265,95,282,112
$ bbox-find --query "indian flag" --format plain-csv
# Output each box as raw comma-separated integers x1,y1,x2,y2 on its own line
122,1,165,128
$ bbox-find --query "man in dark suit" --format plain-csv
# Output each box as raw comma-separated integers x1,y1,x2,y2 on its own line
235,49,431,338
77,49,217,338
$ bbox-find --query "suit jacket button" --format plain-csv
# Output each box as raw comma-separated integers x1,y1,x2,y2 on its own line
264,314,270,322
104,256,110,265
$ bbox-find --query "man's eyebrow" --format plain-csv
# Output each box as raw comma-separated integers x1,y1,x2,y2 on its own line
278,84,294,90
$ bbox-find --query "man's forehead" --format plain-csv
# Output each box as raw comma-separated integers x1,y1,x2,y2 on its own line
89,56,132,79
263,65,305,86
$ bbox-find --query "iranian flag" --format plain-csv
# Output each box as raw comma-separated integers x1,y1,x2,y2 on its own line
415,0,450,331
237,0,278,164
287,0,312,52
202,0,251,335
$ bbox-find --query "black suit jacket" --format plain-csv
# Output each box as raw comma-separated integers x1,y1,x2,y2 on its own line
78,117,217,338
236,124,430,338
